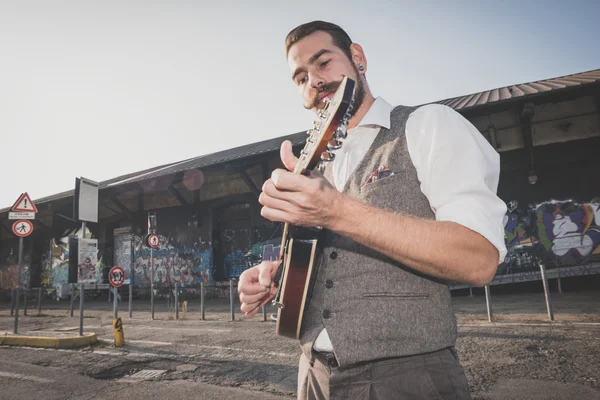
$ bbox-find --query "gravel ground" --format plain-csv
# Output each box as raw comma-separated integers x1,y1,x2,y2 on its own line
1,288,599,399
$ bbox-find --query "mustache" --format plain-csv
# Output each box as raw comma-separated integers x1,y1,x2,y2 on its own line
307,80,342,109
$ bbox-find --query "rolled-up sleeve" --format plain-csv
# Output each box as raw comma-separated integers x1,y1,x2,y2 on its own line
406,104,508,264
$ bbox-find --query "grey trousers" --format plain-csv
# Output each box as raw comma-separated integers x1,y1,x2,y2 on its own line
298,347,472,400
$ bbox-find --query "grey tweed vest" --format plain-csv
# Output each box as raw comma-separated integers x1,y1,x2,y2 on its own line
299,105,457,367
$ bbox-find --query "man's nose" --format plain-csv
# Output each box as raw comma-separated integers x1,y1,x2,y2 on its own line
308,73,325,90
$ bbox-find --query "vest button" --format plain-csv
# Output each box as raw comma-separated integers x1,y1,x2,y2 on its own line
329,251,338,260
325,280,334,288
322,309,331,319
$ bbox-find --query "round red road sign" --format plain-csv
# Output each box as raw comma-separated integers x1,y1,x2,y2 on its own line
109,266,125,287
147,234,160,249
12,220,33,237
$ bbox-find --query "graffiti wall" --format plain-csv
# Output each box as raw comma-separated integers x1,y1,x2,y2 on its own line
218,221,281,280
43,227,105,288
500,198,600,274
0,241,30,291
131,233,213,288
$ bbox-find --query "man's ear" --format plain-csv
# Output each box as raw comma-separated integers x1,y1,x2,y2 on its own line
350,43,367,74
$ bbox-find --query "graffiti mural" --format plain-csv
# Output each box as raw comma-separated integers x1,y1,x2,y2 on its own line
131,234,213,288
0,240,31,291
43,227,105,290
219,221,281,280
500,198,600,274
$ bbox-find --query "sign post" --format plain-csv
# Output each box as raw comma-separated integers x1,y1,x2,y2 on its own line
73,177,99,336
147,212,157,321
10,193,37,334
13,236,24,334
109,266,125,319
109,268,125,348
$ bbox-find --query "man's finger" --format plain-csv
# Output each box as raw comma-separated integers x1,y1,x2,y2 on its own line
280,140,298,172
261,206,291,224
259,190,294,212
271,169,310,193
238,269,270,296
244,287,277,317
239,291,271,305
258,260,278,286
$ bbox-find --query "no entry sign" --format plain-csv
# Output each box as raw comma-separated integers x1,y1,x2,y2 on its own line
147,234,160,249
12,220,33,237
109,266,125,287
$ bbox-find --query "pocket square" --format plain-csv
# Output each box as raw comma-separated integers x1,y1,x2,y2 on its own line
363,165,395,186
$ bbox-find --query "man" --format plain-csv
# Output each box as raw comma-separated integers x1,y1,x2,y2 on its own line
238,21,507,399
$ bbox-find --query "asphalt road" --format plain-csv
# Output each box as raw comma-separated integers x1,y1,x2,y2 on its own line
1,290,599,399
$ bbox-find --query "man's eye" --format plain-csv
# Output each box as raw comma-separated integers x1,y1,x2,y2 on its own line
320,60,330,68
298,76,307,85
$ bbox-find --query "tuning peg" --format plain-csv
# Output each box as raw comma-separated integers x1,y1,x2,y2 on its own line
318,109,329,119
321,151,335,162
336,125,348,139
327,139,342,150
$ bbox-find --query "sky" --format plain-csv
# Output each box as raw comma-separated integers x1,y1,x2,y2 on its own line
1,0,599,209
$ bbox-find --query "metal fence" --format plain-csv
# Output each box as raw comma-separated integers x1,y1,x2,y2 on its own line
6,279,272,336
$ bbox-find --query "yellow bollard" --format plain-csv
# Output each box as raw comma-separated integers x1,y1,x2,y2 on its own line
113,317,125,347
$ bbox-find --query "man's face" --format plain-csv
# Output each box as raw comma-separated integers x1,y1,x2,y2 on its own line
287,31,364,114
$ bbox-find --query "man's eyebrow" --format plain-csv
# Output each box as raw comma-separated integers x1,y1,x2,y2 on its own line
308,49,332,64
291,49,333,81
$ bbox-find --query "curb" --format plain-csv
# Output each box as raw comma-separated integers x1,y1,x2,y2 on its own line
0,333,98,349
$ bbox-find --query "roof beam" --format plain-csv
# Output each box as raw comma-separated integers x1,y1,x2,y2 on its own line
111,196,137,222
168,185,189,205
238,169,261,199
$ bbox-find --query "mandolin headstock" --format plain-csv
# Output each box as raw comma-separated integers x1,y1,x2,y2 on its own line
294,76,356,174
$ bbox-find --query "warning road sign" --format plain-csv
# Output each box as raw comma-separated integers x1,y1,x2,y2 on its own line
147,234,160,249
12,220,33,237
109,266,125,287
11,193,38,213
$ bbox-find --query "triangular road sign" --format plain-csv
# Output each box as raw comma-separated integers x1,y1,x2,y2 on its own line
11,192,38,213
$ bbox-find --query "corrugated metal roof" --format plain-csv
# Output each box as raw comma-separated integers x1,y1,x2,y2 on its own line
106,132,307,187
434,69,600,110
2,69,598,214
0,162,179,213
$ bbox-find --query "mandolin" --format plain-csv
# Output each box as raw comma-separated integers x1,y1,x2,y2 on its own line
272,76,356,339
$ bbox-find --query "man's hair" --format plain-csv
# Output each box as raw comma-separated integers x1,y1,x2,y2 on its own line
285,20,353,61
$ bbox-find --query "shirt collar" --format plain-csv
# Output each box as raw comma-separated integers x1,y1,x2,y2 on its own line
354,96,393,130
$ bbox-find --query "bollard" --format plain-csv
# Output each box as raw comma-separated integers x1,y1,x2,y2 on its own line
113,317,125,347
37,287,43,315
79,284,84,336
70,284,75,317
10,288,16,316
262,305,267,322
128,283,133,319
175,283,179,320
200,282,205,321
484,285,493,322
23,289,28,316
539,262,554,321
230,279,235,322
556,267,563,294
468,287,474,297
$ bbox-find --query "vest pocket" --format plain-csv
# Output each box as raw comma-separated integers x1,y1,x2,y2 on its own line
362,292,430,299
359,172,404,195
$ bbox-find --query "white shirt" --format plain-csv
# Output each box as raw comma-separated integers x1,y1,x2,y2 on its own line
313,97,508,352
